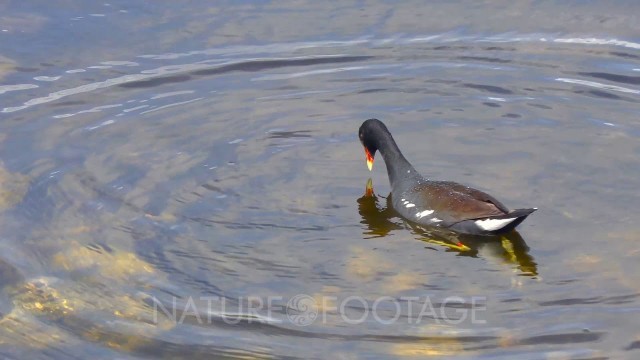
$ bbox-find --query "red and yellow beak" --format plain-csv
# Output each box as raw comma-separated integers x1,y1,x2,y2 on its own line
364,148,374,171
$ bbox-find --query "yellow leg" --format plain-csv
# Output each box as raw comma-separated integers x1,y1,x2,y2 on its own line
420,238,471,252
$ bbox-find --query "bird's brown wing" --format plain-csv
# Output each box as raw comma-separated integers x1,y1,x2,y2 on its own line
409,181,508,224
438,181,510,213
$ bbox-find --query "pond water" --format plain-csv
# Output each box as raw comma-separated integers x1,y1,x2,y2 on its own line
1,1,639,359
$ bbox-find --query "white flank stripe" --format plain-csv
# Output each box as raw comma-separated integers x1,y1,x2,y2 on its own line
405,203,415,208
475,218,516,231
415,210,434,218
431,218,443,223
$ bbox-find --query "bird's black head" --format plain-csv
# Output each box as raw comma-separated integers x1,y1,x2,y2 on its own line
358,118,391,171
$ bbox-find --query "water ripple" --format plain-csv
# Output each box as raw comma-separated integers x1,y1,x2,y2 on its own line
2,55,371,113
555,77,640,95
577,72,640,85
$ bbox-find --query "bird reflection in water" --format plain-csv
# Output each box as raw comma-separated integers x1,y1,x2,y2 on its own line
357,179,538,276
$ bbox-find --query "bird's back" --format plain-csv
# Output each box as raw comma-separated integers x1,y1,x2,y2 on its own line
392,179,509,227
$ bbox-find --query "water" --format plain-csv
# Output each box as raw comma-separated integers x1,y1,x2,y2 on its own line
1,1,640,359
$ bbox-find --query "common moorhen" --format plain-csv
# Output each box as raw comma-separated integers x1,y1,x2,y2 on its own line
358,118,536,235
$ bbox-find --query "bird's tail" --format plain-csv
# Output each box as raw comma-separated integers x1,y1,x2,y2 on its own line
474,208,537,233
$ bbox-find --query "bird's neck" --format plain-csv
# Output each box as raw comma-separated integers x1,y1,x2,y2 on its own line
377,134,421,187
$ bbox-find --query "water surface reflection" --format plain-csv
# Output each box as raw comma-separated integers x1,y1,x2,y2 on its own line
1,1,640,358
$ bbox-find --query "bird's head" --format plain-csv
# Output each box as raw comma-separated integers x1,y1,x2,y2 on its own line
358,118,389,171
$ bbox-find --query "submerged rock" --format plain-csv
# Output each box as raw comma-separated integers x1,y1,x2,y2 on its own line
0,163,29,211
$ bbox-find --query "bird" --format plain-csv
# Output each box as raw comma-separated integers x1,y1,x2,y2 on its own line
358,118,536,235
